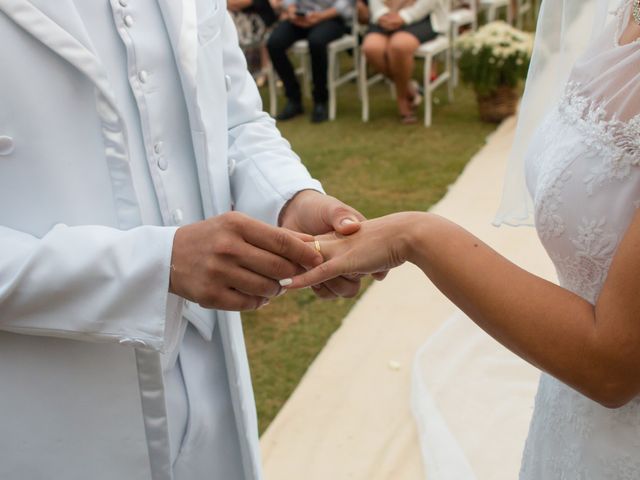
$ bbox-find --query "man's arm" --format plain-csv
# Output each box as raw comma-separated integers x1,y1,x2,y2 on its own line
221,15,386,298
0,224,183,352
0,216,321,349
222,12,325,225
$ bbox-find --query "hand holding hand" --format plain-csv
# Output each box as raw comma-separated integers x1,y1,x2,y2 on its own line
378,12,404,31
289,7,314,27
290,9,334,27
280,190,387,298
170,212,322,311
305,11,327,26
284,212,421,289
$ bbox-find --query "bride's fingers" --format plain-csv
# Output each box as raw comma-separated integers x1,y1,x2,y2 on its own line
284,258,345,289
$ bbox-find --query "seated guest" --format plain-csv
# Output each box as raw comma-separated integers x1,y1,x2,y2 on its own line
362,0,446,123
228,0,279,86
267,0,354,123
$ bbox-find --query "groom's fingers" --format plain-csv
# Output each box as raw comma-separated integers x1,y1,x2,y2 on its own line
321,275,361,299
243,220,322,268
326,204,365,236
286,258,345,289
372,271,389,281
311,284,338,300
237,247,305,281
286,229,316,243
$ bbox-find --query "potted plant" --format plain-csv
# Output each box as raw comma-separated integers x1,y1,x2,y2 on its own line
456,21,534,123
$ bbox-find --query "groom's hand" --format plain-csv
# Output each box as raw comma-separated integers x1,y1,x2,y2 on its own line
169,212,322,311
279,190,387,299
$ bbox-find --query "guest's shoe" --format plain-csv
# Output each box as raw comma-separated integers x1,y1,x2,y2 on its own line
276,100,304,121
400,112,418,125
409,80,424,108
310,102,329,123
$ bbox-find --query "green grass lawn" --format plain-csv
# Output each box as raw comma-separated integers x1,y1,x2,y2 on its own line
245,73,497,434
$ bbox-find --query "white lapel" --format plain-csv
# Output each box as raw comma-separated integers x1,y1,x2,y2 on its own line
0,0,145,232
155,0,198,101
0,0,122,125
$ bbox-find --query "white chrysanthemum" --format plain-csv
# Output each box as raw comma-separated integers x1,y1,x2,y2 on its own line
457,20,533,62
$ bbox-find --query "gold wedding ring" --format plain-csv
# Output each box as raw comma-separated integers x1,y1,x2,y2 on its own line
314,238,322,255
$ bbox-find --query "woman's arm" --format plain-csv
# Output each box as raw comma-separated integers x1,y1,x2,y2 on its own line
369,0,391,24
289,211,640,408
397,0,438,27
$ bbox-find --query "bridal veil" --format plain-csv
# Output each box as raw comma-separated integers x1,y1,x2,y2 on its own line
494,0,623,226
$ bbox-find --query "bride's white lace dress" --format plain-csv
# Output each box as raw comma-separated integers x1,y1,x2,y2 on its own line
519,4,640,478
413,3,640,479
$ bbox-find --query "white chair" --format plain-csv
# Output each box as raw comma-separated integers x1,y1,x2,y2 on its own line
479,0,513,24
268,16,360,120
479,0,532,26
449,1,478,87
515,0,533,29
359,30,453,127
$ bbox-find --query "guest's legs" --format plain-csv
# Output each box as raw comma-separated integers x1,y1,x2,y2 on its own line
267,21,307,102
306,18,346,104
361,32,391,78
387,31,420,116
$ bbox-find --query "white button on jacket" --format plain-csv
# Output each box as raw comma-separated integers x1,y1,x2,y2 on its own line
0,135,14,155
0,1,323,479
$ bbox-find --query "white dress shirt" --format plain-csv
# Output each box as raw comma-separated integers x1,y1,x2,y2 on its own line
72,1,243,476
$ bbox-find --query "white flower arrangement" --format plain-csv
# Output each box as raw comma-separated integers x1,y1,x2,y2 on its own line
456,21,534,96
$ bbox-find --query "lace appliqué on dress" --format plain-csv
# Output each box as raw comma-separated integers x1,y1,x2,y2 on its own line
550,217,618,303
520,375,640,480
558,82,640,196
530,110,578,242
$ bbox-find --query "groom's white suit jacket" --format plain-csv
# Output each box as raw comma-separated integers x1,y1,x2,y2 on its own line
0,0,322,479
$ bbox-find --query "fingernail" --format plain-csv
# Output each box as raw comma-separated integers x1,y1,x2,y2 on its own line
277,288,288,297
279,278,293,287
341,218,356,226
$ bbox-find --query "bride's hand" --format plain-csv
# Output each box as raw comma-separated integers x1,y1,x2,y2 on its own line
284,212,424,289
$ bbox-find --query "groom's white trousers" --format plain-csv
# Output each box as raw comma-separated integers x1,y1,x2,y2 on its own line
167,324,244,478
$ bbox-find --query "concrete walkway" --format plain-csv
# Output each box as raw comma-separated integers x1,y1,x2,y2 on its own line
260,117,557,479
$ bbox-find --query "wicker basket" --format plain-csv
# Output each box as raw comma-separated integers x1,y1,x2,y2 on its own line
476,86,519,123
